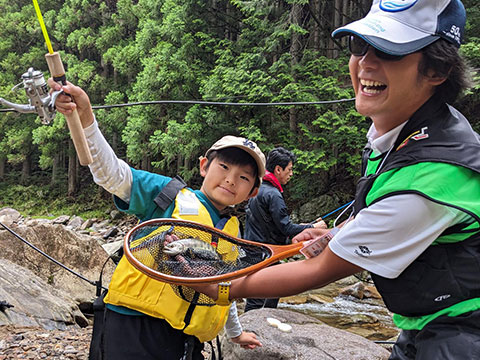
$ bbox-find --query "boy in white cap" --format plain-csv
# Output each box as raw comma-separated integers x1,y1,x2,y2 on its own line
49,81,265,358
196,1,480,358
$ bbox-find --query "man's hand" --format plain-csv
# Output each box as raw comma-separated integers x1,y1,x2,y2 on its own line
291,227,330,243
47,79,94,128
312,219,327,229
230,331,262,349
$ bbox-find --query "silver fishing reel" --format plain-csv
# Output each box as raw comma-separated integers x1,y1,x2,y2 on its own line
0,67,62,124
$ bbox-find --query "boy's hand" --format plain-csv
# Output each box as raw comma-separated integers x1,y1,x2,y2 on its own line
292,227,330,243
230,331,262,349
47,79,94,128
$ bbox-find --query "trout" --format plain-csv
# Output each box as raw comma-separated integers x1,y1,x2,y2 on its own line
163,238,220,261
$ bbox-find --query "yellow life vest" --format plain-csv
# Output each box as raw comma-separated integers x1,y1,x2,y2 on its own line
104,188,241,342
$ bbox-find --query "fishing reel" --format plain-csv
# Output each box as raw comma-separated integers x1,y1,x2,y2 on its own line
0,67,62,124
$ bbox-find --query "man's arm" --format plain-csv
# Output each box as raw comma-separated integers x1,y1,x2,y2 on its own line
192,247,363,301
267,192,312,241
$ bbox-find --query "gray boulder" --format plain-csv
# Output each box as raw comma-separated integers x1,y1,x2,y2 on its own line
0,223,115,305
0,207,22,227
221,308,390,360
0,259,87,330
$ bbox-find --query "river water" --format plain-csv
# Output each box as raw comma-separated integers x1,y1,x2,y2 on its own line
276,277,400,342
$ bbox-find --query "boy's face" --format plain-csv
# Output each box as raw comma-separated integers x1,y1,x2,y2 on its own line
349,48,442,135
199,157,259,211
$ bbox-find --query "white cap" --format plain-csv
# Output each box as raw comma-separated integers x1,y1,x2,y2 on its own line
332,0,466,56
205,135,266,181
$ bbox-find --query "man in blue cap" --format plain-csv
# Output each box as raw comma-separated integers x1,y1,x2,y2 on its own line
196,1,480,358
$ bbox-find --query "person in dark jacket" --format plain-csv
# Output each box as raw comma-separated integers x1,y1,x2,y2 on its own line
243,147,326,312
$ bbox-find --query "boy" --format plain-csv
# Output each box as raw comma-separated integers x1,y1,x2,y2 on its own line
50,80,264,359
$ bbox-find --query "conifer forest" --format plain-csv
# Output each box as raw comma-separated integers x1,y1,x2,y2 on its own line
0,0,479,216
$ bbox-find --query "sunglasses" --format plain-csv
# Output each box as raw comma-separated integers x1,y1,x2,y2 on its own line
348,35,405,61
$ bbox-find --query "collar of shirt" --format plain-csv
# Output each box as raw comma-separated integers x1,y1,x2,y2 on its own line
366,121,408,156
263,171,283,193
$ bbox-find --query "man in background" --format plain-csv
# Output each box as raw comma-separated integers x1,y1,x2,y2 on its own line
243,147,326,312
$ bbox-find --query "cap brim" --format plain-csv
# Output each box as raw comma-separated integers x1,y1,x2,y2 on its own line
332,15,440,55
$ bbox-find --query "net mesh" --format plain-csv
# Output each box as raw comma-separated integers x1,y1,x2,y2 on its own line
126,220,272,305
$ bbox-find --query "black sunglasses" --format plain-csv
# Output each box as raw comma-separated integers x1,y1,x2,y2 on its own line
348,35,405,61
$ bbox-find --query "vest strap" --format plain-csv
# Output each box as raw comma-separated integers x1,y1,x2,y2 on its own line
154,175,187,211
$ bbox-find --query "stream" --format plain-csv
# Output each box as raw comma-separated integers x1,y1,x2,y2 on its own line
275,276,400,342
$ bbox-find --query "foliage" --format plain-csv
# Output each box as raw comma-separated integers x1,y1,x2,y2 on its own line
0,0,479,216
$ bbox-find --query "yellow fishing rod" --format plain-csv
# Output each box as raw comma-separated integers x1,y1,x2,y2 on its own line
32,0,93,166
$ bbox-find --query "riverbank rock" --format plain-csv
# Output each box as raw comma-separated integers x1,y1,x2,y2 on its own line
0,259,87,330
220,308,390,360
0,222,115,306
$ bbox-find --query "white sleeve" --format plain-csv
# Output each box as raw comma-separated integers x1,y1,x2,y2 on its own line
84,118,132,202
224,301,242,338
329,194,470,279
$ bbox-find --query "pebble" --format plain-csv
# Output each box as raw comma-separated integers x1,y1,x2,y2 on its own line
0,325,215,359
0,325,90,360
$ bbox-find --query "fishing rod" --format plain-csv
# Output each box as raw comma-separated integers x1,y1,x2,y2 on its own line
0,221,107,291
309,200,354,225
31,0,93,166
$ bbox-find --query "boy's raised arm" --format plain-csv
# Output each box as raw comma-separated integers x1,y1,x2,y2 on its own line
48,79,132,202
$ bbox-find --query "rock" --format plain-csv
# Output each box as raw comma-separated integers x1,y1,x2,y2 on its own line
0,223,115,305
67,216,84,230
340,282,381,300
102,227,119,239
0,259,87,330
279,294,309,305
0,208,22,227
221,308,390,360
52,215,70,225
102,240,123,257
110,210,122,220
80,219,94,231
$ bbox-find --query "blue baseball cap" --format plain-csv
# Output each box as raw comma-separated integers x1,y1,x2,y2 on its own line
332,0,466,56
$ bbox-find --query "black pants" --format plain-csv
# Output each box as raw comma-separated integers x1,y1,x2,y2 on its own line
90,308,204,360
244,297,280,312
390,309,480,360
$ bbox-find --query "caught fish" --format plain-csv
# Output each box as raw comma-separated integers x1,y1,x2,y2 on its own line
164,238,220,261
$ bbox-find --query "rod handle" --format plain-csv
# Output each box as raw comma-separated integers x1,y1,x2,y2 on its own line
45,52,93,166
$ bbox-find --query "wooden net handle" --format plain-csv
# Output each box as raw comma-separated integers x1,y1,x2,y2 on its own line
45,52,93,166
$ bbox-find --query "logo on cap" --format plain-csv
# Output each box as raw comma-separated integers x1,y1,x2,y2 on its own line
380,0,418,12
243,139,256,150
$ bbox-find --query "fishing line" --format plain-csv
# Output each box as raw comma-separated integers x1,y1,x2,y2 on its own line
32,0,54,54
0,221,107,291
309,200,354,225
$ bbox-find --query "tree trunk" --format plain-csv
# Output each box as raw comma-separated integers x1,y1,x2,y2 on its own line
289,2,303,133
20,154,31,184
0,157,4,180
51,154,60,185
67,140,77,196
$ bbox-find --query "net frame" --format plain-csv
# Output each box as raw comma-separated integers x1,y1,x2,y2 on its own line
124,218,305,285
